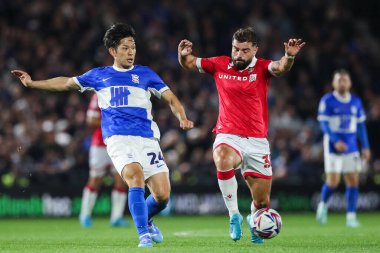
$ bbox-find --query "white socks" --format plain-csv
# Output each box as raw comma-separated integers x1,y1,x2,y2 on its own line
80,187,98,217
110,189,127,221
218,173,239,217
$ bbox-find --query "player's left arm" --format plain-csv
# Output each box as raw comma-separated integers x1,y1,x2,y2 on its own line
270,38,306,76
357,122,371,162
161,89,194,130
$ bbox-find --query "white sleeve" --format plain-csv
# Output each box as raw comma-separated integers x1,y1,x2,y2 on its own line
149,86,170,99
72,77,94,93
196,58,205,73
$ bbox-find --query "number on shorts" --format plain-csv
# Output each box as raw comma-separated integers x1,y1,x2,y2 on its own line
147,152,164,165
262,154,271,169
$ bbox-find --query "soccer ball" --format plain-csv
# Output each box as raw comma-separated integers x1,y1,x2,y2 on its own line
251,208,282,239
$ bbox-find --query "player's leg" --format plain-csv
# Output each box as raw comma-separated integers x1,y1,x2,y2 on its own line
110,170,129,227
121,162,152,247
344,172,360,227
106,136,152,247
245,176,271,244
79,146,107,228
343,153,361,227
79,176,103,227
317,153,342,224
213,140,243,241
145,172,170,243
316,172,340,224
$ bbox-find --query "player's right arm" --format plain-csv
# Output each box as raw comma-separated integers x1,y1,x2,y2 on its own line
178,39,198,71
11,70,80,91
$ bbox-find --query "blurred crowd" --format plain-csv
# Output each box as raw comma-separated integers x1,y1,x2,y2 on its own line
1,0,380,191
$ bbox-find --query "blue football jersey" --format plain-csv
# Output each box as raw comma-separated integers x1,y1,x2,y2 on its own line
317,92,366,154
73,65,169,140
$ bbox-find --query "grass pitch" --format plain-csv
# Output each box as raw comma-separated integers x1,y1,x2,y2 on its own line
0,213,379,253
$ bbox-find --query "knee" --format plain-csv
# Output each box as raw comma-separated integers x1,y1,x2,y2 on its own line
122,167,144,187
153,192,170,204
214,149,234,171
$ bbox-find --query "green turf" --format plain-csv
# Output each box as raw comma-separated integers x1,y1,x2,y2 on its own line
0,213,379,253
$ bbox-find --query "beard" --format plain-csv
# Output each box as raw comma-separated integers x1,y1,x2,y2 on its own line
232,58,251,70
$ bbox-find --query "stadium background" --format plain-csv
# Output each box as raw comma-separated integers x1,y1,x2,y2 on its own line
0,0,380,217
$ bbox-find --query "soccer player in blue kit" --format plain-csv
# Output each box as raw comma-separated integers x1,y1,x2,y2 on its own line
12,23,194,247
316,69,371,228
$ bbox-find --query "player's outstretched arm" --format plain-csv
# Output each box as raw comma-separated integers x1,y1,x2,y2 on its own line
270,38,306,76
11,70,80,91
161,89,194,130
178,39,198,71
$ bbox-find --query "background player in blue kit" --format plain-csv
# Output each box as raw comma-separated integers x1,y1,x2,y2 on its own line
11,23,194,248
316,69,371,228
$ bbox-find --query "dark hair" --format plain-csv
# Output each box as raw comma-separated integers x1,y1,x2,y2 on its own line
333,68,350,77
103,23,136,49
232,27,259,46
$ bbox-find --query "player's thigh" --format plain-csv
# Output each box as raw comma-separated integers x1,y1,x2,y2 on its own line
240,137,272,179
139,138,169,180
342,152,361,174
146,172,171,202
106,135,143,176
245,176,272,203
89,146,110,177
213,134,243,170
324,153,343,174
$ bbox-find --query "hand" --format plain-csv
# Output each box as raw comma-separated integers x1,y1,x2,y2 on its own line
178,39,193,57
11,70,32,87
180,119,194,130
334,140,347,152
361,149,371,163
284,38,305,57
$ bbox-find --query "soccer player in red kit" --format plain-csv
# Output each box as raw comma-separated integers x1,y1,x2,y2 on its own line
178,27,305,244
79,93,129,228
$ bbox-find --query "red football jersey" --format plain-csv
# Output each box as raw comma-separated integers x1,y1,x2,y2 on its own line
197,56,273,138
87,94,106,146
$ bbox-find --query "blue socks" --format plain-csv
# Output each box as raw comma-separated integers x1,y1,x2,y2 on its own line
128,187,149,236
146,194,167,221
321,183,335,203
346,187,359,213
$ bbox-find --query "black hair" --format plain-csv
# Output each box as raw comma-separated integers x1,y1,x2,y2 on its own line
103,23,136,49
232,27,259,46
333,68,350,77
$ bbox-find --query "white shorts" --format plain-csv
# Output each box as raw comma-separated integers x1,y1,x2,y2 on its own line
213,133,272,179
324,152,362,173
89,146,117,177
105,135,169,180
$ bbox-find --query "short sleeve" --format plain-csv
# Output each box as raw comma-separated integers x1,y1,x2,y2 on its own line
73,69,98,93
147,70,169,99
196,57,217,74
317,96,331,121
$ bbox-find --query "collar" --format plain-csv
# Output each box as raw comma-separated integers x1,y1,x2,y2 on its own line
229,57,257,72
112,65,134,72
333,91,351,103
